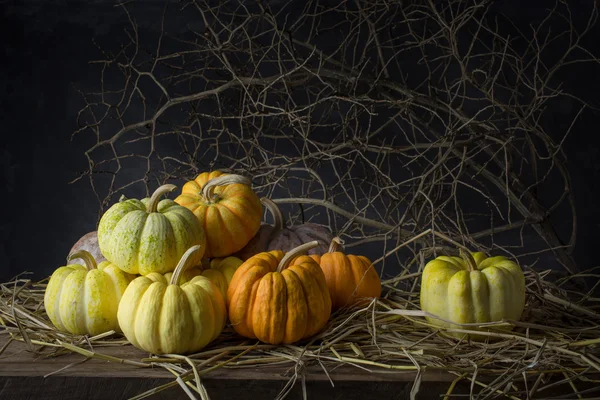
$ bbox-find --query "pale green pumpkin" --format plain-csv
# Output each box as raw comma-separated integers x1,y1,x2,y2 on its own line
98,184,206,276
117,245,226,355
44,250,135,336
420,249,525,340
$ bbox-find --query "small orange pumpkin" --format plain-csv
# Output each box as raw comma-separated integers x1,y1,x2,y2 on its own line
227,241,332,344
307,237,381,311
174,171,262,258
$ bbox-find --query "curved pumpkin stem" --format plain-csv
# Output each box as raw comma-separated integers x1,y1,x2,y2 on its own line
459,248,478,272
201,174,252,202
328,237,344,253
67,250,97,271
147,184,177,213
170,245,203,285
277,241,319,272
260,197,285,231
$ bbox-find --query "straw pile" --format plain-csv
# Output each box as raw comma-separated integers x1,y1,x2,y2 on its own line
2,249,599,399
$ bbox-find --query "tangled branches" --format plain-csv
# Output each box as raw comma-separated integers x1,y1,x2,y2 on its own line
73,0,600,277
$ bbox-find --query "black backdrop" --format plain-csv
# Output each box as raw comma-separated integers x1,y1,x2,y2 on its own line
1,0,600,282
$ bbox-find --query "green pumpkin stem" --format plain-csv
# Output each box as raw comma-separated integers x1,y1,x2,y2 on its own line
328,237,344,253
67,250,97,271
147,184,177,213
277,241,319,273
459,248,478,272
260,197,285,231
201,174,252,202
170,245,203,286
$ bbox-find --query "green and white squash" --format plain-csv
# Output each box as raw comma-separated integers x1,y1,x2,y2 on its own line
98,184,206,276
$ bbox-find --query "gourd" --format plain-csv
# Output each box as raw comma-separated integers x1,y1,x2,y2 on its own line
174,171,262,258
227,241,332,345
420,249,526,340
97,184,206,276
199,256,244,297
117,245,226,355
68,231,106,265
205,256,244,285
44,250,134,336
235,198,332,260
145,256,244,301
306,237,381,311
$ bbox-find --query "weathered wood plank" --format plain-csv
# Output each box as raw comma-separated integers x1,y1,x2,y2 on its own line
0,340,452,382
2,340,600,399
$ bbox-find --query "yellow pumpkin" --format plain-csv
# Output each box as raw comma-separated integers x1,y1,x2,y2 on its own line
44,250,135,336
98,184,206,276
227,241,332,345
207,256,244,285
174,171,262,258
117,246,226,354
307,237,381,311
146,256,244,301
420,249,526,340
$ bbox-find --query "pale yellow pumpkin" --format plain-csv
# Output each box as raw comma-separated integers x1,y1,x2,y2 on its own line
420,249,525,340
206,256,244,285
117,246,226,354
98,184,206,276
145,256,244,301
44,250,135,336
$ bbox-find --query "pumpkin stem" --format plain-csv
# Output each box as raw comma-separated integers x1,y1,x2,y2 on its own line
276,241,319,272
147,184,177,213
328,237,344,253
170,245,203,286
201,174,252,202
459,248,478,272
260,197,285,231
67,250,97,271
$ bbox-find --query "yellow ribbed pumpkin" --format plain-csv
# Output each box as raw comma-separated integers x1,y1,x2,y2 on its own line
420,249,526,340
44,250,135,336
145,256,244,301
117,246,226,354
174,171,262,258
227,241,332,345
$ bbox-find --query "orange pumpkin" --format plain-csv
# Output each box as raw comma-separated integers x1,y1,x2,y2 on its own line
227,241,332,344
307,237,381,311
174,171,262,258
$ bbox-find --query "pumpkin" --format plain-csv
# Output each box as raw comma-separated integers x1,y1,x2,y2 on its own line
306,237,381,311
227,241,332,345
97,184,206,276
145,256,244,301
420,249,526,340
174,171,262,258
44,250,135,336
117,245,226,355
206,256,244,285
68,231,106,265
235,198,332,260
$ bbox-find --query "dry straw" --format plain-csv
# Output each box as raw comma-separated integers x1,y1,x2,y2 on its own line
2,234,600,399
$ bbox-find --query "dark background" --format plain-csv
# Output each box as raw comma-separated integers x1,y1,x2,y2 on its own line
1,0,600,282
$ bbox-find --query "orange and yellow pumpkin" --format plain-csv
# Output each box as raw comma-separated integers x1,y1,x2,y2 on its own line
226,241,332,344
174,171,262,258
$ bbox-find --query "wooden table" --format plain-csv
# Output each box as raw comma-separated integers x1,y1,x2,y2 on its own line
0,340,596,399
